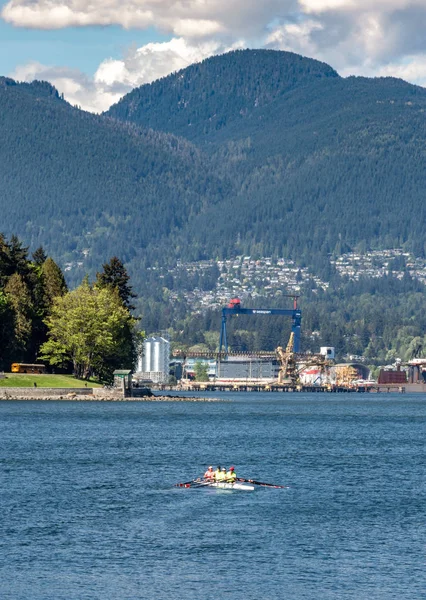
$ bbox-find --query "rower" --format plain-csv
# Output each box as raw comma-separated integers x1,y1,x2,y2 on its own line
204,465,214,480
226,466,237,482
214,465,221,480
216,467,227,481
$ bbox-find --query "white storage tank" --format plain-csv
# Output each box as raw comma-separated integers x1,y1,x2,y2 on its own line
137,336,170,383
320,347,335,360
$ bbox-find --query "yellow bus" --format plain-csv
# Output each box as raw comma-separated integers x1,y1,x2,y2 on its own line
11,363,46,374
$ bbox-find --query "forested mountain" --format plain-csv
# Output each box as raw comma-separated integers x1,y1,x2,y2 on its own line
107,50,426,263
2,50,426,283
0,76,228,284
1,50,426,360
107,50,339,143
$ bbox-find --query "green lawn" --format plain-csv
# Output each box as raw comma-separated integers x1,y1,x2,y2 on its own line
0,373,102,388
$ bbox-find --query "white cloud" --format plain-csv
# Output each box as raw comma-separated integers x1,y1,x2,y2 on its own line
6,0,426,112
378,57,426,85
266,20,324,58
2,1,155,29
263,1,426,73
340,54,426,88
92,37,235,106
1,0,291,36
4,0,426,70
300,0,426,12
173,19,224,38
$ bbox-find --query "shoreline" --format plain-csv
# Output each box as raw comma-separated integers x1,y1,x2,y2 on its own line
0,385,222,402
0,391,221,402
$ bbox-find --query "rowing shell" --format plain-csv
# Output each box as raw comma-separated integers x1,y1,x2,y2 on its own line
203,481,255,491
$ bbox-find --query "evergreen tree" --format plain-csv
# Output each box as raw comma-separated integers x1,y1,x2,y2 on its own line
8,235,30,279
0,234,68,366
27,256,68,361
0,290,15,369
32,246,47,266
96,257,136,310
4,273,33,356
42,257,68,306
0,233,14,285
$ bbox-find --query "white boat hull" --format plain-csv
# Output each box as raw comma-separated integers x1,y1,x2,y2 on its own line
206,481,255,491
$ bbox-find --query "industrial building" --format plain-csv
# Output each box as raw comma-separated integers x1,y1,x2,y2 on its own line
218,357,278,380
183,356,279,381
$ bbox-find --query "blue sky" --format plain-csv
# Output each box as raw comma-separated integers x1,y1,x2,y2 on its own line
1,0,426,113
0,17,166,76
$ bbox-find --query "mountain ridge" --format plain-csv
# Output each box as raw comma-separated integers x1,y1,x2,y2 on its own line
106,51,426,265
106,49,339,142
0,76,229,280
1,49,426,292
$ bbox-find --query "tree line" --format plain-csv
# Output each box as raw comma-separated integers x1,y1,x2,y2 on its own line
0,234,139,380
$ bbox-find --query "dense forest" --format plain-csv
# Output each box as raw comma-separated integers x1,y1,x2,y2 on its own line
0,76,228,286
0,233,67,368
107,50,426,264
0,233,137,378
1,49,426,362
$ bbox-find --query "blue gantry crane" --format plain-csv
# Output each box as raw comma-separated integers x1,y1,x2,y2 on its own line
218,296,302,354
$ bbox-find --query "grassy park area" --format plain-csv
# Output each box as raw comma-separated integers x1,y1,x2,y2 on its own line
0,373,102,388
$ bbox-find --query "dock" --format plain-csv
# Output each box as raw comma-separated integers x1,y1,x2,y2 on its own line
148,381,426,394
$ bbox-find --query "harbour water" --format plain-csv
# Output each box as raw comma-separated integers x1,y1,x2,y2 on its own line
0,393,425,599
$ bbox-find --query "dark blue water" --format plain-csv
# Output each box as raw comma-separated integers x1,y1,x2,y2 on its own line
0,393,425,600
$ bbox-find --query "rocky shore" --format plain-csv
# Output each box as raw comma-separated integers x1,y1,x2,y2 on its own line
0,387,221,401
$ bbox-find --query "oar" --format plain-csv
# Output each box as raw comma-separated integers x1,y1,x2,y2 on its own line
174,479,197,487
192,479,216,487
174,479,213,488
237,477,287,489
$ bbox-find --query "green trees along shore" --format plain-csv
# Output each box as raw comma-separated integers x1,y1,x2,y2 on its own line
0,234,140,381
40,279,137,380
